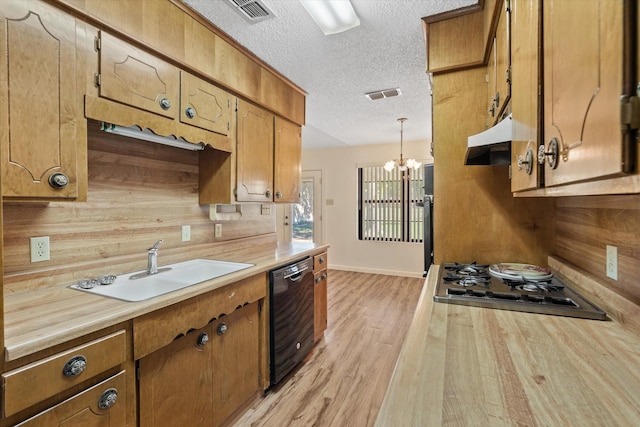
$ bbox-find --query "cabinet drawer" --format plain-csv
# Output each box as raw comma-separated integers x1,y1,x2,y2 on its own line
15,371,126,427
2,330,127,417
133,273,267,359
313,252,328,272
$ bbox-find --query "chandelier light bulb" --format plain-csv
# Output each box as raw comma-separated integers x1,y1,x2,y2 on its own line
385,118,420,172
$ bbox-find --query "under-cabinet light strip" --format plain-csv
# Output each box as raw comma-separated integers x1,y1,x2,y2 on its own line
101,123,205,151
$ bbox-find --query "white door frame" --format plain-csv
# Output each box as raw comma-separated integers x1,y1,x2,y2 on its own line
276,170,323,243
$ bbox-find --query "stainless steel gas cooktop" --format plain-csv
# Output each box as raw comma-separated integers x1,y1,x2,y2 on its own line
434,262,607,320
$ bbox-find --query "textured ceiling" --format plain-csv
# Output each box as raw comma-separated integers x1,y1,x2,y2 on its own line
183,0,478,149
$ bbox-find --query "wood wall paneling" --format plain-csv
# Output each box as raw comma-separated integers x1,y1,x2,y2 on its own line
432,68,555,266
2,121,276,294
555,195,640,305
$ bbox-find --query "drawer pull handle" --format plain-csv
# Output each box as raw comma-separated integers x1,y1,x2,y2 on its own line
185,106,196,119
217,323,228,336
321,272,327,280
48,172,69,189
98,388,118,410
196,332,209,347
63,355,87,377
319,256,325,264
159,97,172,110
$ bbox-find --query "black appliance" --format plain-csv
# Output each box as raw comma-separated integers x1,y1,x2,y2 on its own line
423,164,434,276
434,262,606,320
269,257,314,385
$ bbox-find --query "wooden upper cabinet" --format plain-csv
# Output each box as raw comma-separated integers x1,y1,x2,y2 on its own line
542,0,632,187
494,2,510,119
0,0,84,199
98,31,180,119
274,117,302,203
511,0,541,192
236,99,274,202
486,1,511,127
180,71,233,137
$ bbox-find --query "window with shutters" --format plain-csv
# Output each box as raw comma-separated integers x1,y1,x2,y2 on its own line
357,165,424,242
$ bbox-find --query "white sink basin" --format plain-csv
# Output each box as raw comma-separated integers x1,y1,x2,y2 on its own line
69,259,254,302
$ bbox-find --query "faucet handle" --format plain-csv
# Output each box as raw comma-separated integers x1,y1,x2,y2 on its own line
148,239,163,252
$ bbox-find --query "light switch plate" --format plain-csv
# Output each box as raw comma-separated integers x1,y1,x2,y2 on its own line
182,225,191,242
215,223,222,238
606,245,618,280
30,236,50,263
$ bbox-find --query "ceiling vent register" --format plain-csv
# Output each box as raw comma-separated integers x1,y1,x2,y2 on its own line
365,88,402,101
224,0,274,22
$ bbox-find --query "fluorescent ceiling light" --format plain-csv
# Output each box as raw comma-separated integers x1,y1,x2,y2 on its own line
101,123,205,151
300,0,360,35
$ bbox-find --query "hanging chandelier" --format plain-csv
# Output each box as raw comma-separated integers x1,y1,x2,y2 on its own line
384,118,421,172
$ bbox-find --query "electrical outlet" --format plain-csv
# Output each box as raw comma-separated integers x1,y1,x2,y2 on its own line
606,245,618,280
182,225,191,242
30,236,50,263
215,223,222,238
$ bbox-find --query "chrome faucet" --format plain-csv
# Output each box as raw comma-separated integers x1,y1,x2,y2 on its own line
147,240,163,275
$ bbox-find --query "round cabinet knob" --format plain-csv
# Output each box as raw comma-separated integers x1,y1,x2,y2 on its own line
319,257,325,264
217,323,228,336
265,190,272,199
98,388,118,410
196,333,209,347
315,276,321,284
321,273,327,280
63,355,87,377
159,97,172,110
185,106,196,119
48,173,69,189
275,191,283,199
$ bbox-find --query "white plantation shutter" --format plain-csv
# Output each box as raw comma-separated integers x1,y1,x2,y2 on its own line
358,165,423,242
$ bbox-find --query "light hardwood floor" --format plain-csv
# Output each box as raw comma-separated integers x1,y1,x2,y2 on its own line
234,270,425,426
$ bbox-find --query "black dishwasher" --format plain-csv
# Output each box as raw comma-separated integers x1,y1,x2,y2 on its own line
269,257,314,386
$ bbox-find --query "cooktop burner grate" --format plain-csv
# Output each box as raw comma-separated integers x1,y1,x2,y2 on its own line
434,262,607,320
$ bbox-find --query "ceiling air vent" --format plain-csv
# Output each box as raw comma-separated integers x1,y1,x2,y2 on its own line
365,88,402,101
225,0,274,23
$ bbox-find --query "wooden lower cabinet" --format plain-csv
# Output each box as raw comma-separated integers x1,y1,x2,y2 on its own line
212,302,260,426
314,270,328,343
15,371,127,427
313,251,328,342
138,302,260,427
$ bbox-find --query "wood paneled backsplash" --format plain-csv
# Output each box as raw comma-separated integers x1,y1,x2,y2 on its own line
2,121,276,294
555,194,640,305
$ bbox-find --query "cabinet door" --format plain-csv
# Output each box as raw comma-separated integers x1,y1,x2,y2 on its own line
180,71,233,136
16,372,126,427
236,100,274,202
0,0,81,198
494,1,510,118
212,302,260,426
314,270,328,343
486,37,497,126
274,117,301,203
511,0,540,192
542,0,630,186
99,31,179,119
138,326,214,427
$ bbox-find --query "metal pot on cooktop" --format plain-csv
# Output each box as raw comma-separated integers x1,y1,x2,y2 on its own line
434,262,606,320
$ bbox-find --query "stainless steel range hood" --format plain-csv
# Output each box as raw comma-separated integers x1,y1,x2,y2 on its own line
464,113,512,165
